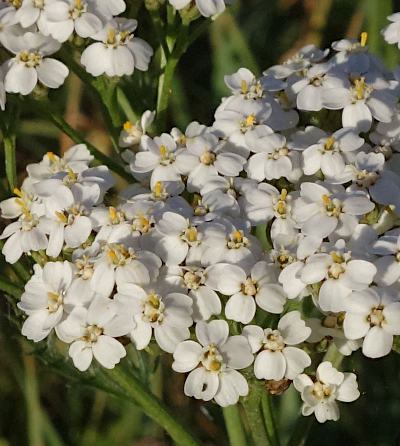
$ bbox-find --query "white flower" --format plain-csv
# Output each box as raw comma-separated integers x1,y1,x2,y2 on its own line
175,133,246,193
200,219,262,271
245,131,302,182
18,261,73,342
322,76,396,132
277,234,322,299
26,145,93,181
81,18,153,77
294,361,360,423
41,0,104,42
288,63,348,112
15,0,58,31
343,286,400,358
265,44,329,79
292,182,375,239
159,265,221,321
88,0,125,20
154,212,204,265
3,31,68,95
329,34,384,74
213,99,272,157
168,0,231,17
172,320,253,407
382,13,400,48
370,231,400,286
129,133,182,188
243,311,311,380
115,283,193,353
56,297,133,371
205,261,287,322
301,128,364,181
119,110,155,147
301,241,376,312
0,210,48,264
91,241,161,297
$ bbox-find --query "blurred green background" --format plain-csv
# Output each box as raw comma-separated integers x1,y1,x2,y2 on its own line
2,0,400,445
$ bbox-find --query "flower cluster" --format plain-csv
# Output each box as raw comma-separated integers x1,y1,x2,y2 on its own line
5,11,400,424
0,0,153,109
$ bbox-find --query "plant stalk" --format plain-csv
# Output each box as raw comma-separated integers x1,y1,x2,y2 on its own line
261,392,281,446
242,381,271,446
223,405,248,446
104,366,202,446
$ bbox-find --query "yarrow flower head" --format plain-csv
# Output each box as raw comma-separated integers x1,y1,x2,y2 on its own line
4,6,400,438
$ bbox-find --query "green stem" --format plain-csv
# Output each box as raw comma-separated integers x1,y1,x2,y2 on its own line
4,131,17,191
0,276,23,298
223,405,248,446
1,100,19,192
104,366,202,446
156,23,189,132
22,349,44,446
242,382,271,446
117,87,138,123
261,392,281,446
24,99,132,182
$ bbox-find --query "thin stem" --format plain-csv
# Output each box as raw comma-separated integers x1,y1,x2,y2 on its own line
22,347,45,446
1,100,19,192
261,392,281,446
242,382,271,446
117,87,138,123
3,131,17,191
156,23,189,132
223,405,248,446
104,366,202,446
24,98,132,182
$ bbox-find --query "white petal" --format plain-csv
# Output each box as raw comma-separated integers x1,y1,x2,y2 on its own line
316,361,343,386
184,367,219,401
362,326,393,358
69,341,93,371
92,335,126,368
172,340,202,372
336,373,360,402
36,58,68,88
225,293,256,324
282,347,311,379
214,370,248,407
343,312,370,340
279,311,311,345
5,63,37,95
342,102,372,132
254,350,286,380
196,320,229,347
220,335,253,369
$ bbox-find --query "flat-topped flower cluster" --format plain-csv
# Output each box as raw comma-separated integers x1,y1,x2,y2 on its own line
3,8,400,425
